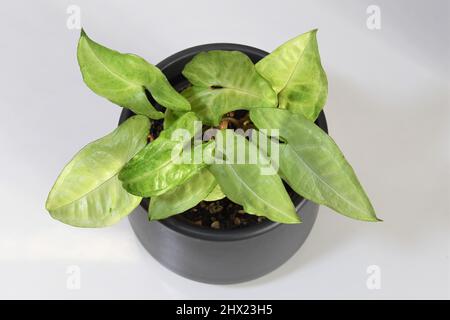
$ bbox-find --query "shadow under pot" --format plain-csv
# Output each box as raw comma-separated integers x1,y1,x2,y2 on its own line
118,43,328,284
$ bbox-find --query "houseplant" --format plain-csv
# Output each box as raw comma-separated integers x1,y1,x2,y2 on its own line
45,29,379,283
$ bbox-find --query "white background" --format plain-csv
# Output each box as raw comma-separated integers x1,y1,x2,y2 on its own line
0,0,448,299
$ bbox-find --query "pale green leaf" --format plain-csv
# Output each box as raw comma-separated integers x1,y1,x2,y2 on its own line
45,115,150,227
164,109,184,129
181,50,277,125
158,111,201,140
256,29,327,121
149,168,217,220
119,113,209,197
250,108,378,221
203,183,225,201
208,131,299,223
77,30,190,119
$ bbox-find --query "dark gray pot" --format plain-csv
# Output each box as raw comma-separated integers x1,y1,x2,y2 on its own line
119,43,328,284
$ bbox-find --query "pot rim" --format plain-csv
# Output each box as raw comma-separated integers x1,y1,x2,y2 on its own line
156,199,309,242
120,42,328,242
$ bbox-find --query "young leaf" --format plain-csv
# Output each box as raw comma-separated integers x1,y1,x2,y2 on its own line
119,113,208,197
255,29,327,121
203,183,225,201
118,138,181,196
148,168,217,220
158,111,201,140
250,108,379,222
45,115,150,227
77,30,190,119
164,109,184,129
208,131,299,224
181,50,277,125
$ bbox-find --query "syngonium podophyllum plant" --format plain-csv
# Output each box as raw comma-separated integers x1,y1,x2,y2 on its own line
45,29,379,228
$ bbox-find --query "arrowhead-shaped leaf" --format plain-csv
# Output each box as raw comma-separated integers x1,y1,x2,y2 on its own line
45,115,150,227
77,30,190,119
148,168,217,220
208,131,299,224
250,108,378,222
181,50,277,125
256,29,327,121
119,113,209,197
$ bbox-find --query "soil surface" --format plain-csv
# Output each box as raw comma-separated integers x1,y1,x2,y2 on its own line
176,198,266,230
175,182,299,230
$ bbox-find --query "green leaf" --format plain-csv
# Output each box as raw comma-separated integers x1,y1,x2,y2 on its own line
77,30,190,119
204,183,225,201
208,131,299,224
119,113,210,197
164,109,184,129
181,50,277,125
158,111,201,140
149,168,217,220
255,29,327,121
45,115,150,227
250,108,378,222
118,138,181,196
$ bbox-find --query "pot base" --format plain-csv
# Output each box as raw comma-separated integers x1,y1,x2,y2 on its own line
128,201,318,285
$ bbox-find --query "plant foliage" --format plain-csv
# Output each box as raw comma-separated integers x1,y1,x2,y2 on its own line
46,29,378,227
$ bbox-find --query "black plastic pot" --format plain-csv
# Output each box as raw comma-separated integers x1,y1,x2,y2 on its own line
119,43,328,284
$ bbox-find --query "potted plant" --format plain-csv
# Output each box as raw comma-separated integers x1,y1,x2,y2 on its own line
46,29,379,284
